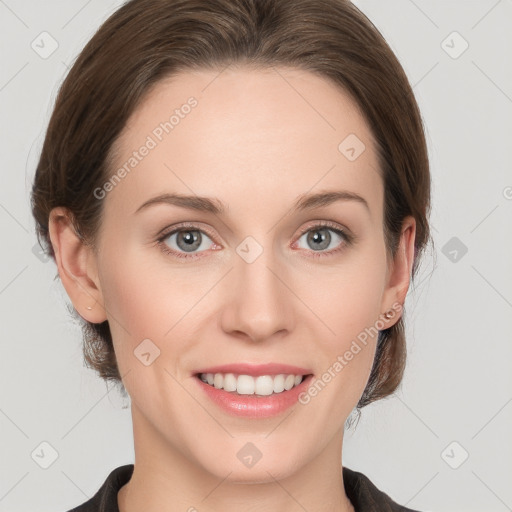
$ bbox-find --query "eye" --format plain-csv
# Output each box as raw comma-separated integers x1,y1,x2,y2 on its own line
156,221,354,260
294,222,352,257
157,224,216,259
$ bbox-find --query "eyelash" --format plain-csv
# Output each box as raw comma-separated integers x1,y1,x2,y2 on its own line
155,221,354,260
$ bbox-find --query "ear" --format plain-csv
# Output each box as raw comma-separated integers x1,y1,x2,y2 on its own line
379,215,416,326
48,207,107,324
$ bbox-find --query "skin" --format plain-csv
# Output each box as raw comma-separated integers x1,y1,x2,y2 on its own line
49,66,415,512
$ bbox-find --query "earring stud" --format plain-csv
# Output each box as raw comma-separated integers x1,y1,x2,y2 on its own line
383,304,403,320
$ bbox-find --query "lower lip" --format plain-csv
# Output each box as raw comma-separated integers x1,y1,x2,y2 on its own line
195,374,314,418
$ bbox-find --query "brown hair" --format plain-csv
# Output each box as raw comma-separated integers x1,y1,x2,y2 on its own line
31,0,433,412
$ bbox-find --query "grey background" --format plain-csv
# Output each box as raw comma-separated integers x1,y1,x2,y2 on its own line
1,1,511,511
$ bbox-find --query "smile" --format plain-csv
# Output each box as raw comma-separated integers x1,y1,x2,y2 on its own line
195,372,314,418
198,372,305,396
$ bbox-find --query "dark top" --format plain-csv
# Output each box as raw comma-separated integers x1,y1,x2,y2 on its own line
67,464,421,512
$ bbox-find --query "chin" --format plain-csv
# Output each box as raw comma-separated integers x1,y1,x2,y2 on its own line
198,443,306,484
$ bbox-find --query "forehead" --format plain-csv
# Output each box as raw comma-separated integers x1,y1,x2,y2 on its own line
105,66,382,222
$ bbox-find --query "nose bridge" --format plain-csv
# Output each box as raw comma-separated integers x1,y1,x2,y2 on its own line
223,239,292,340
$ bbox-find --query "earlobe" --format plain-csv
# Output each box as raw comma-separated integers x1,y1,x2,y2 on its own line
48,207,107,324
380,216,417,326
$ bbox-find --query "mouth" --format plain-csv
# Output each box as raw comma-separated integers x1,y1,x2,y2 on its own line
195,372,312,396
193,365,315,418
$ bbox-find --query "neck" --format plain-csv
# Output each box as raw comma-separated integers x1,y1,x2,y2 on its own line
118,406,355,512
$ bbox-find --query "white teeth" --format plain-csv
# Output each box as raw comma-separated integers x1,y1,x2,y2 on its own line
237,375,255,395
255,375,274,396
199,372,306,395
213,373,223,389
223,373,237,392
273,374,285,393
284,374,295,390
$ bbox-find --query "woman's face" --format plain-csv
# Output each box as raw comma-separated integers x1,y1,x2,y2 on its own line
62,66,414,481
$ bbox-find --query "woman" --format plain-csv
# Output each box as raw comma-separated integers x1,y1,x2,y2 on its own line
31,0,432,510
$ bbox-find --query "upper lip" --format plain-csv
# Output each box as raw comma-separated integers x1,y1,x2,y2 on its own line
194,363,313,377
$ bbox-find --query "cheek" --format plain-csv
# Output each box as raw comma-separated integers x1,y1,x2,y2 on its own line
293,248,387,389
95,249,175,363
295,251,387,340
97,251,216,370
99,238,193,327
99,269,164,335
98,261,194,409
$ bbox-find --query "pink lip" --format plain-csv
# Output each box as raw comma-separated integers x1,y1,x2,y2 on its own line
195,374,314,418
194,363,313,377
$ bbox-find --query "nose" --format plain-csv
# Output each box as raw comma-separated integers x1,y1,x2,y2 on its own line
219,247,295,343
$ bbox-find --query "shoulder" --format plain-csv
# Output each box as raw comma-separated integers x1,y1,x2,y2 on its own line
65,464,134,512
343,466,423,512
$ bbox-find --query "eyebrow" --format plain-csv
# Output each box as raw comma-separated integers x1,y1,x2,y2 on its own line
134,190,370,215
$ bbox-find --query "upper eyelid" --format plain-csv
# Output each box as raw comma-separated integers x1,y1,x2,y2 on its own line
157,222,216,241
296,220,348,235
